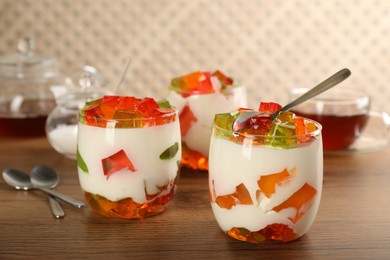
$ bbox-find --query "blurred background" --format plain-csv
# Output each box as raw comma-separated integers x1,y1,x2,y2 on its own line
1,0,390,113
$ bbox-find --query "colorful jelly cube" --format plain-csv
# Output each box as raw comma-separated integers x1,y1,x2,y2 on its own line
214,183,253,210
256,167,296,199
258,102,282,114
101,149,137,180
213,111,240,138
245,114,273,136
267,112,298,148
272,182,317,223
211,70,234,89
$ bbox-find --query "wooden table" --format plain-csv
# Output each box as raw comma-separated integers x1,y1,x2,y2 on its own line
0,136,389,259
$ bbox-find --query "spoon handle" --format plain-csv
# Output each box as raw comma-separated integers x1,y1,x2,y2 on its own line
38,187,85,208
113,58,132,93
271,68,351,119
48,195,65,219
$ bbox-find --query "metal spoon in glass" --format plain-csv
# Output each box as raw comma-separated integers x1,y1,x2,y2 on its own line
232,68,352,132
31,165,65,219
2,168,85,208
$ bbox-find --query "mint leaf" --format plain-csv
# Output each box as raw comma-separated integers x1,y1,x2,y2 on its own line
159,142,179,160
77,149,89,173
157,99,172,109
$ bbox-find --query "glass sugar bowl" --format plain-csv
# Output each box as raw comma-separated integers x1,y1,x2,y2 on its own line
46,67,107,159
0,38,70,137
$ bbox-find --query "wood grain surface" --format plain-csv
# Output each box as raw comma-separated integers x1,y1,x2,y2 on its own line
0,137,389,259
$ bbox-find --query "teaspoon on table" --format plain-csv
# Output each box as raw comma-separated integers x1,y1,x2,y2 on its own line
30,165,65,219
2,168,85,208
232,68,352,132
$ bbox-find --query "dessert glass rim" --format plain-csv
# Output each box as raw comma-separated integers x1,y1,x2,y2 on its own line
214,116,322,140
78,107,178,126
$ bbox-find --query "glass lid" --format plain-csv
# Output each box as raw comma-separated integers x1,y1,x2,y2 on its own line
0,37,58,79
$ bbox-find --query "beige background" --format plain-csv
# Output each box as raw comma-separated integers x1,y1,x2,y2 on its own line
1,0,390,113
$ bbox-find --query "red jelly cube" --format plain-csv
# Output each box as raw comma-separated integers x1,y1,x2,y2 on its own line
259,223,298,242
185,71,204,90
181,71,213,94
99,96,122,119
258,102,282,114
102,95,121,106
135,97,160,117
179,105,197,136
248,114,272,134
197,76,214,94
83,105,104,127
212,70,234,87
117,96,139,110
101,149,137,179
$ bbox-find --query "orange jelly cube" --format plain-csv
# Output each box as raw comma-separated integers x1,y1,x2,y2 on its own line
257,168,294,198
215,183,253,209
272,182,317,223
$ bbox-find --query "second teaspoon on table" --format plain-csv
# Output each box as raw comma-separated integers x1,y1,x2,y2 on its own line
2,168,85,208
31,165,65,219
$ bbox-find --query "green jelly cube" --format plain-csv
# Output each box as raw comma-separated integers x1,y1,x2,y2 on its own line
267,120,298,148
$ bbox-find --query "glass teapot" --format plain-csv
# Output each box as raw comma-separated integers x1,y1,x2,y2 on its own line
46,66,107,159
0,38,70,137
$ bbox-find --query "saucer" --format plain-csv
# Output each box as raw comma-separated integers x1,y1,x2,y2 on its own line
324,111,390,155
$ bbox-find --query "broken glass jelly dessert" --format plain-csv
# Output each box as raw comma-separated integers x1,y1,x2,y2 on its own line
167,70,247,171
208,102,323,242
77,96,181,219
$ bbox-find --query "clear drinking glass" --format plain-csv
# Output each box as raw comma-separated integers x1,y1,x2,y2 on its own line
208,114,323,243
77,104,181,219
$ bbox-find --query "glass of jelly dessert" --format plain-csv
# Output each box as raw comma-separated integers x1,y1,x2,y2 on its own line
290,88,370,150
167,70,247,171
208,102,323,243
77,96,181,219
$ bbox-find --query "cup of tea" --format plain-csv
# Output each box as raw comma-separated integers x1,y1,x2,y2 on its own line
290,88,370,150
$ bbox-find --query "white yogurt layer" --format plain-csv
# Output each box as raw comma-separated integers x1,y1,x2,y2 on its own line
208,136,323,236
47,124,78,159
167,86,246,156
77,120,181,203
